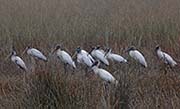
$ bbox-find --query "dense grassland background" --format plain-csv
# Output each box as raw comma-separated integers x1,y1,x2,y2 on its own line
0,0,180,108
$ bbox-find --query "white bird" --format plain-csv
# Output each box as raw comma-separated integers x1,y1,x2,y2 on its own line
96,45,106,54
52,45,76,73
81,49,95,63
105,48,127,63
23,46,47,62
91,61,118,85
126,46,147,67
155,45,177,67
89,46,109,66
75,47,94,67
8,48,28,72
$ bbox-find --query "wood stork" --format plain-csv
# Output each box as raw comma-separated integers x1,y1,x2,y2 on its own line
91,61,118,85
155,45,177,67
7,48,28,72
23,46,47,62
96,45,106,54
80,49,95,63
126,46,147,68
52,45,76,73
89,46,109,66
75,47,94,67
105,48,127,63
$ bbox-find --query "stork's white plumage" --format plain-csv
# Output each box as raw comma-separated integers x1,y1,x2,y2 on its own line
81,50,95,63
24,47,47,62
105,48,127,63
91,61,118,85
53,45,76,69
127,46,147,67
90,46,109,66
10,50,28,72
76,47,93,67
155,45,177,67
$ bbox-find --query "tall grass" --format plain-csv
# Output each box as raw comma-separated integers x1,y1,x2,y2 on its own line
0,0,180,108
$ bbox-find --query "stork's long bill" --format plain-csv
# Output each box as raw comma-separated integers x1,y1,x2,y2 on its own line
72,52,77,59
52,45,61,54
88,48,93,54
125,48,131,53
22,47,28,55
104,48,111,57
91,61,100,68
5,53,11,61
52,47,58,54
52,49,56,54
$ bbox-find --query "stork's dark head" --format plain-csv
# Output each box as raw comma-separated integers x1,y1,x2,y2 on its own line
89,46,95,54
27,46,31,49
12,45,16,52
55,44,61,50
11,51,17,56
155,45,160,52
106,48,111,52
126,46,136,53
76,46,81,53
26,44,32,50
22,46,31,55
5,46,17,60
104,48,111,57
11,46,17,56
91,61,99,68
96,45,101,50
52,44,62,54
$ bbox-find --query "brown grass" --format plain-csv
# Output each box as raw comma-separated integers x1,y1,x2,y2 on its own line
0,0,180,108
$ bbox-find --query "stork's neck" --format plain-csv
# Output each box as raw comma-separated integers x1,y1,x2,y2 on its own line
27,48,31,53
11,55,17,60
91,66,98,74
57,49,62,52
11,55,15,58
12,51,17,56
106,50,111,56
156,48,162,53
77,50,81,54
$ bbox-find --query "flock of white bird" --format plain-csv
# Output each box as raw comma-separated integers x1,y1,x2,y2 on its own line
6,44,178,85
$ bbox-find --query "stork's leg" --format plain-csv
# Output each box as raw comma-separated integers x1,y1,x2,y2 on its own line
30,57,36,73
104,82,108,91
23,72,26,84
163,64,168,75
64,63,68,73
101,82,109,109
85,66,89,72
84,66,89,76
169,65,176,75
72,65,76,75
165,65,175,76
103,82,110,98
